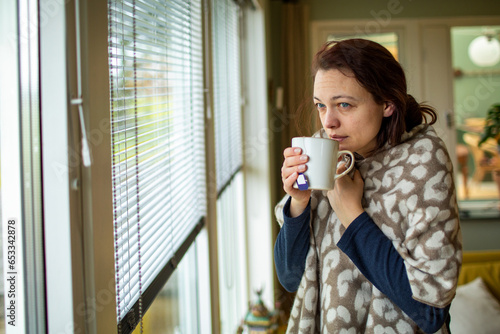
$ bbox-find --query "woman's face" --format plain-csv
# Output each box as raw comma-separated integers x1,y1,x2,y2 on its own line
313,69,394,157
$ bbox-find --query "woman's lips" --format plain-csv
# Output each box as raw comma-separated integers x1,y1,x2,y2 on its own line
330,135,347,142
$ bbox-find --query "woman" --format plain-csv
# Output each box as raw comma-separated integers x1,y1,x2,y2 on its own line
274,39,462,333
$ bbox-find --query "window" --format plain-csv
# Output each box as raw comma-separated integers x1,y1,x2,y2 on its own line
1,1,271,333
212,0,243,191
108,0,206,331
211,1,248,333
1,1,47,332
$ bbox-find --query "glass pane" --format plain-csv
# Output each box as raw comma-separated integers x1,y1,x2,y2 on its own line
451,26,500,215
1,0,45,331
217,172,247,334
132,242,200,334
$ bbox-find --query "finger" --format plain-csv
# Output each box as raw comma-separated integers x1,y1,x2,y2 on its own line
284,147,302,158
283,171,299,191
283,155,309,169
352,169,364,185
282,164,307,181
336,162,348,174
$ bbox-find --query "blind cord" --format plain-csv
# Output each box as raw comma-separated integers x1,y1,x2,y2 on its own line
132,0,144,331
223,1,235,291
109,0,122,331
161,0,174,295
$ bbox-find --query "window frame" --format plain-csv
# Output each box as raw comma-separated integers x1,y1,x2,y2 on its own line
38,1,273,333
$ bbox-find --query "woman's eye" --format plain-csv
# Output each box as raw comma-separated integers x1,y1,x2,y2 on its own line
316,103,326,110
339,102,350,109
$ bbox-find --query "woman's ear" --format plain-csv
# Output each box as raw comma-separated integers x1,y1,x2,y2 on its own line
383,101,395,117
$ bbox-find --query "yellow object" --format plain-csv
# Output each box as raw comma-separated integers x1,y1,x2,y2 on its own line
130,311,151,334
458,250,500,301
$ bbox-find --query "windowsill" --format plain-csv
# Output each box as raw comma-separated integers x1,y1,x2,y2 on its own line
459,200,500,221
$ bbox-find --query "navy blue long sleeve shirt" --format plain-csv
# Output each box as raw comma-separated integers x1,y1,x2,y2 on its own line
274,196,451,334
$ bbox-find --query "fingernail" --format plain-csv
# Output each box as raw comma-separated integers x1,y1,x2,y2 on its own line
294,148,301,154
299,155,307,161
298,165,305,171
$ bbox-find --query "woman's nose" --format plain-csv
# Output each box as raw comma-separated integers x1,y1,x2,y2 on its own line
322,108,340,128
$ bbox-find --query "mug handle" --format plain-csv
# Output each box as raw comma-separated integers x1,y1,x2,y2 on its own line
334,151,355,180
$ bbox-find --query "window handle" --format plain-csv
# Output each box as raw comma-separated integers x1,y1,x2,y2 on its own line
71,97,91,167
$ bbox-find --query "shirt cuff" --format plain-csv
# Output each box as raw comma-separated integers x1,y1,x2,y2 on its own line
283,196,311,225
337,211,370,249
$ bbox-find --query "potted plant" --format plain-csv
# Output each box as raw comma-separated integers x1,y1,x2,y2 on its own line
478,104,500,206
479,104,500,147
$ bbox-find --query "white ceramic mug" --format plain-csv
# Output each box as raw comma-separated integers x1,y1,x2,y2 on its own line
292,137,355,191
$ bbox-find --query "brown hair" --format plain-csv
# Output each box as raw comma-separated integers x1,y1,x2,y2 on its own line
309,39,436,151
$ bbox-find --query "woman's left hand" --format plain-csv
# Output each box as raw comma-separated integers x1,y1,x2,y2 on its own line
327,167,365,228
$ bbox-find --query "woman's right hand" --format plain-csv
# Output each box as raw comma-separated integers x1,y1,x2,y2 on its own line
281,147,312,217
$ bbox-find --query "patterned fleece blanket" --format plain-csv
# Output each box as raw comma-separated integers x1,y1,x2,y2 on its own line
275,124,462,333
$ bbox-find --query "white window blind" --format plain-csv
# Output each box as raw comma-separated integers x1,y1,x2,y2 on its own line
107,0,205,332
213,0,243,194
212,1,248,332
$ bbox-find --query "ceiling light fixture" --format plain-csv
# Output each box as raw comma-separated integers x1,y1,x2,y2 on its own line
468,30,500,67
